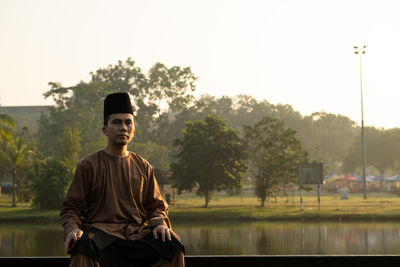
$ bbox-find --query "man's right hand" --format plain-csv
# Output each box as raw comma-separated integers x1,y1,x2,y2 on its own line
64,229,83,253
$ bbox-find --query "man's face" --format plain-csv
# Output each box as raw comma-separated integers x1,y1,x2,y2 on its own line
102,113,135,146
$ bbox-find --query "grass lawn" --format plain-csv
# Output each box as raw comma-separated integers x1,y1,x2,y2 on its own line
0,194,59,223
168,190,400,221
2,190,400,223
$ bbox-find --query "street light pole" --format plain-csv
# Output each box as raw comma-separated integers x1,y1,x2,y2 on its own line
354,45,367,199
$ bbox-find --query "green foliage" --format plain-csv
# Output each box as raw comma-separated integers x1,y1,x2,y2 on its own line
146,62,197,113
90,58,146,97
304,112,358,173
244,117,308,207
37,81,108,158
6,57,400,211
28,124,81,209
129,141,170,171
30,158,73,210
0,114,15,181
343,127,400,174
59,126,81,168
0,113,16,144
37,58,197,160
0,120,34,207
171,115,248,207
179,97,358,175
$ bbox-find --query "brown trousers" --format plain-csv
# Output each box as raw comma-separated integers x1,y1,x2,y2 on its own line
69,251,185,267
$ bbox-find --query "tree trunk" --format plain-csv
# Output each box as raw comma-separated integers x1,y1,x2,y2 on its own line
292,186,295,207
260,196,266,207
204,191,210,208
12,168,16,207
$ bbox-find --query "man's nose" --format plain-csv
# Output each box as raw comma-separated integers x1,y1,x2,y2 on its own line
120,123,128,131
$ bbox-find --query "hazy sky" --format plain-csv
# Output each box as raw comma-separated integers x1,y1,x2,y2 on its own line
1,0,400,128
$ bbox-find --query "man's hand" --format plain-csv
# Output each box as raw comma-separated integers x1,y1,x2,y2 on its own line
152,225,181,242
64,228,83,253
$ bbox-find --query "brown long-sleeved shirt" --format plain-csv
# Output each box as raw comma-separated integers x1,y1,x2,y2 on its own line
60,150,170,241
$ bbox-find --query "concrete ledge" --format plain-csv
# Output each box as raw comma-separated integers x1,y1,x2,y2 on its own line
0,255,399,267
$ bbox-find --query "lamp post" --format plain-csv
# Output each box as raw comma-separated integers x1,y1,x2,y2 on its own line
354,45,367,199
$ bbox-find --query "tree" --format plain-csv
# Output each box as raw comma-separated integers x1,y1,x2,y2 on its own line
0,114,35,203
0,136,33,207
90,58,197,144
0,113,17,181
37,58,197,158
129,141,170,171
38,81,109,158
244,117,308,207
343,127,400,175
0,113,16,140
28,126,80,209
30,158,73,209
146,62,197,113
58,126,81,169
90,57,147,98
171,116,247,207
304,112,358,173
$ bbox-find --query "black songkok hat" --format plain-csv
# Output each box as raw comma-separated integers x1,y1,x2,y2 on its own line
103,92,133,125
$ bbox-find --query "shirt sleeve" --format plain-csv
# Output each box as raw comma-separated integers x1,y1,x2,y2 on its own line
59,160,92,240
143,164,171,229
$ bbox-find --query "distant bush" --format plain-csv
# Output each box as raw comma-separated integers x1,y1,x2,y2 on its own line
30,158,73,209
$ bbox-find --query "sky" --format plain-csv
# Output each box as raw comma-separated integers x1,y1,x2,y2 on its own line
1,0,400,129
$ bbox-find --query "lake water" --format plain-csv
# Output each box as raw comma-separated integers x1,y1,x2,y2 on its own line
1,221,400,256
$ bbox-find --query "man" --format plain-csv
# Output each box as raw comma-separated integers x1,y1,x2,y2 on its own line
60,92,185,267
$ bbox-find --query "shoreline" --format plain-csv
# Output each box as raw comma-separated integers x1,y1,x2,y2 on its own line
2,208,400,224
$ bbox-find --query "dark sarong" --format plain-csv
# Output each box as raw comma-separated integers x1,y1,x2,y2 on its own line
71,227,185,267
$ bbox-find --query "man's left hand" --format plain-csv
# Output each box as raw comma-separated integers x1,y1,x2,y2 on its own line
152,225,181,242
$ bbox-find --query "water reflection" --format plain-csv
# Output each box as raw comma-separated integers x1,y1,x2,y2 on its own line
2,221,400,256
0,224,64,256
175,221,400,255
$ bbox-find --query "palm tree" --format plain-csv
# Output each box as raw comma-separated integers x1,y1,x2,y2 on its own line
0,113,16,142
0,114,33,207
0,137,32,207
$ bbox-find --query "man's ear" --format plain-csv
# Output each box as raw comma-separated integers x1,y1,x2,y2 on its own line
102,126,108,136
